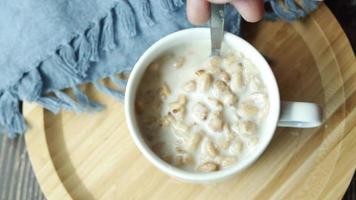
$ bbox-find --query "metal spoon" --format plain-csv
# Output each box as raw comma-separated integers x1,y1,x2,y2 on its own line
210,4,225,57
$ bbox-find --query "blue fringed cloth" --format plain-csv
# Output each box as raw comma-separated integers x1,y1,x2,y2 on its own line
0,0,319,137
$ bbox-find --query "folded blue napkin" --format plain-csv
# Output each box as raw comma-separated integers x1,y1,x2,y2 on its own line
0,0,319,137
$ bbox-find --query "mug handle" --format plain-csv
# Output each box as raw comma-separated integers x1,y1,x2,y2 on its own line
278,101,323,128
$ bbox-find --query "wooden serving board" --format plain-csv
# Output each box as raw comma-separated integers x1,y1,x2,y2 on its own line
24,4,356,200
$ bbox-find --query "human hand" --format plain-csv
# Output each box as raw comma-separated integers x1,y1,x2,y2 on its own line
187,0,264,25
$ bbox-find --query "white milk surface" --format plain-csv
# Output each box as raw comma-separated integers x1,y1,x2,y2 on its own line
136,41,269,172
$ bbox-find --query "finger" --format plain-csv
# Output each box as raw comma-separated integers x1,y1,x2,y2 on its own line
187,0,211,25
231,0,264,22
206,0,233,3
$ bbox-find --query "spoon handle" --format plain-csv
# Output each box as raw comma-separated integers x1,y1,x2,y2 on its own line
210,4,225,57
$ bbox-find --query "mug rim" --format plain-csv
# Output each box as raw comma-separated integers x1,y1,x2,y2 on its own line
125,28,280,182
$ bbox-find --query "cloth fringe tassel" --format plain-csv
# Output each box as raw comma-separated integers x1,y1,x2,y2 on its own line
0,0,319,137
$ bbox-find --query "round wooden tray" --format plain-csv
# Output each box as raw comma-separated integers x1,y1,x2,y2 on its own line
24,4,356,200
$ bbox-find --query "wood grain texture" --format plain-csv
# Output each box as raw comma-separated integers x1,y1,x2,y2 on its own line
0,134,46,200
0,2,355,200
22,3,356,200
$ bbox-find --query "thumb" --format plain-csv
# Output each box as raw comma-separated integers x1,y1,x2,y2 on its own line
230,0,264,22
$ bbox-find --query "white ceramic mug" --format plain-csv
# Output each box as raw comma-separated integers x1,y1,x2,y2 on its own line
125,28,323,182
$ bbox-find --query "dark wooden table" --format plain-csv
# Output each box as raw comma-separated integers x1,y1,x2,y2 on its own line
0,1,355,199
